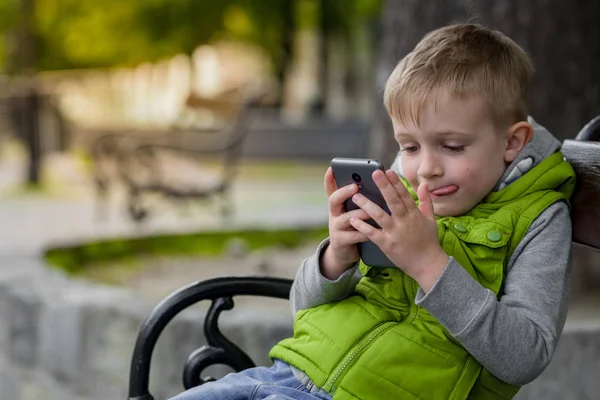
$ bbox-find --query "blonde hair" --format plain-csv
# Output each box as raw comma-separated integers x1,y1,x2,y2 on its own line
383,24,533,128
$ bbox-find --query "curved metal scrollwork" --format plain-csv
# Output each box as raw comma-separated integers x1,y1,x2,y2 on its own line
127,276,293,400
182,296,256,389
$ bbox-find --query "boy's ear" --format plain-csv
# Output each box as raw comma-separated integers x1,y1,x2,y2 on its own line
504,121,533,163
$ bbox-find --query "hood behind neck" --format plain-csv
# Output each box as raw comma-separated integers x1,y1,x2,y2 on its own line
493,116,562,191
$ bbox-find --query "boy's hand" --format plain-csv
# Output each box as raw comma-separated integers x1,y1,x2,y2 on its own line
321,167,370,280
348,169,449,292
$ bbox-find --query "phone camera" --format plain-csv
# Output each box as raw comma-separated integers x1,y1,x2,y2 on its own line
352,173,362,183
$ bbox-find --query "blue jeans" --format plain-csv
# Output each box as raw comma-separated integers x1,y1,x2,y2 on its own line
169,359,333,400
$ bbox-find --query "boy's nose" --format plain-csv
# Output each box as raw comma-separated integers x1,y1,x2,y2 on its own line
417,152,444,179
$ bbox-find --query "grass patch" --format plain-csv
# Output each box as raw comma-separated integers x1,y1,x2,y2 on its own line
45,225,329,275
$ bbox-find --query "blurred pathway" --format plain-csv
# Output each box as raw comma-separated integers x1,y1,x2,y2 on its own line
0,152,329,256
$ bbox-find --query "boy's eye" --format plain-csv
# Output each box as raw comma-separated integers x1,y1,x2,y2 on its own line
401,146,419,153
444,145,465,152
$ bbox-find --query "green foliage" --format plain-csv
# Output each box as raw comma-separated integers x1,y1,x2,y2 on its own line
45,225,330,274
0,0,19,70
0,0,381,71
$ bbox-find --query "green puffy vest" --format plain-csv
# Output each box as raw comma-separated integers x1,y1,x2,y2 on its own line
270,152,576,400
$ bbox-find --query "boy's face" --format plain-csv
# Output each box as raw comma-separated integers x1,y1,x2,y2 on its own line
393,94,511,217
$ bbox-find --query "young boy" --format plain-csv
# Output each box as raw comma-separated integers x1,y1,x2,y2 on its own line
171,23,576,400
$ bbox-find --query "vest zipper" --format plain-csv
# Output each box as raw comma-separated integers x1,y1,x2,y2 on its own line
323,321,396,393
405,272,419,322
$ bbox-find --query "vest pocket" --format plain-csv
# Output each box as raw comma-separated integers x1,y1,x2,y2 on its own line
443,219,512,250
442,219,512,296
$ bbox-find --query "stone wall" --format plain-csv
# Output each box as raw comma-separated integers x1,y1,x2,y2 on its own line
0,257,292,400
0,255,598,400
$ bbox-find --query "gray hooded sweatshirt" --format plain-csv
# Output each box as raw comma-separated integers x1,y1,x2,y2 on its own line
289,117,572,386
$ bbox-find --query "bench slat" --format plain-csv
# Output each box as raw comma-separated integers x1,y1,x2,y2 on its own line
562,139,600,250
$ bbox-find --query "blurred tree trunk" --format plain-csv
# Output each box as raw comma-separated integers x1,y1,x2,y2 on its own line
369,0,600,168
18,0,41,184
316,0,330,115
275,0,295,108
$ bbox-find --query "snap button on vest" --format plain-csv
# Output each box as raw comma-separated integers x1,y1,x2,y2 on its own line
487,230,502,242
453,223,467,232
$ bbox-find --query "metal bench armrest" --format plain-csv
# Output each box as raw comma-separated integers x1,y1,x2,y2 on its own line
128,276,293,400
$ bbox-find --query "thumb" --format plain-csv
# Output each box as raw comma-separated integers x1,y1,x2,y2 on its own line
417,182,435,220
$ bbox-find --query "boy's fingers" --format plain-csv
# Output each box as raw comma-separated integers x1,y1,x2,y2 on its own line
328,183,358,217
324,167,338,197
417,182,435,220
335,209,370,229
372,170,408,217
334,230,370,244
349,217,386,245
351,192,393,232
386,170,416,211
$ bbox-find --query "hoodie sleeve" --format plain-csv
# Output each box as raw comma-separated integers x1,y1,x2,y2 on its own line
289,238,362,317
415,201,571,386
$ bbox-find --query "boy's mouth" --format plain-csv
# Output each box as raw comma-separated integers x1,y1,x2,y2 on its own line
429,185,458,198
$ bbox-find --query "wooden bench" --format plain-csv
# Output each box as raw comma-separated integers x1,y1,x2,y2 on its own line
126,116,600,400
92,87,261,222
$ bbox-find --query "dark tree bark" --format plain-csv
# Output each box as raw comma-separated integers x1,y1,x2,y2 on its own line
18,0,41,184
370,0,600,167
275,0,295,109
316,0,330,115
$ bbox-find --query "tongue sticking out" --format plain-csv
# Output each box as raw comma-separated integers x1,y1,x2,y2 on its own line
430,185,458,196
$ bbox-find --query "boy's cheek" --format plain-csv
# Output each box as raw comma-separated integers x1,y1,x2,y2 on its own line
401,164,418,185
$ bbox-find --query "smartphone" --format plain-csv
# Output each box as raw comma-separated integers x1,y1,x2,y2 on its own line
330,157,396,268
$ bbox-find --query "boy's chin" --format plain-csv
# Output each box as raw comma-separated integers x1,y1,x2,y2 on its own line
432,202,470,217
